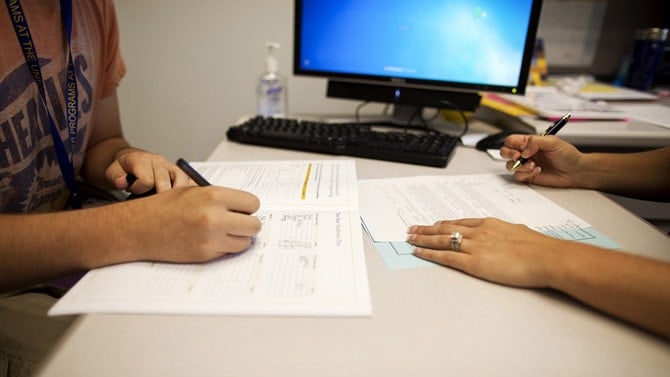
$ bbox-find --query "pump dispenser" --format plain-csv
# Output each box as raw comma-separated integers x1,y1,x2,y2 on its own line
257,42,287,116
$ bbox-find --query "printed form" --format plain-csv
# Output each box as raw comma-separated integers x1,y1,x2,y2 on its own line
49,160,371,317
359,174,619,269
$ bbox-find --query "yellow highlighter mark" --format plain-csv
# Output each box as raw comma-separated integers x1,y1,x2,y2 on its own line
301,163,312,199
580,83,620,93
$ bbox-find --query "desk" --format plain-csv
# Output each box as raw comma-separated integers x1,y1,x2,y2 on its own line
38,139,670,376
520,116,670,150
474,105,670,151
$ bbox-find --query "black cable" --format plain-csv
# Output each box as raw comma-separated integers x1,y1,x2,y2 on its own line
354,101,371,125
434,99,469,141
405,106,422,133
354,99,468,140
420,108,442,123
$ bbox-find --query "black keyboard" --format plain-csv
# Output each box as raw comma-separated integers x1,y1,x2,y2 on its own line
226,116,459,167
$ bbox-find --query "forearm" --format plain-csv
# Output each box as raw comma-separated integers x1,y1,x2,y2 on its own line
545,243,670,338
81,90,141,189
0,205,136,293
578,147,670,200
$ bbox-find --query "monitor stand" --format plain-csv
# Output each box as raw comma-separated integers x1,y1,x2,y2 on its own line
388,104,423,126
313,104,424,129
325,79,480,129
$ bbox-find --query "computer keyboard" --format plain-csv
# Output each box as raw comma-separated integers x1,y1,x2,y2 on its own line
226,116,459,167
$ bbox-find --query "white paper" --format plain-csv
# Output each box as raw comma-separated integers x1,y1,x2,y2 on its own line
359,174,591,242
192,160,358,210
498,87,627,121
49,160,371,317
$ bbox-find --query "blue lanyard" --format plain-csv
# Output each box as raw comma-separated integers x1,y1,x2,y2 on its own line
5,0,81,209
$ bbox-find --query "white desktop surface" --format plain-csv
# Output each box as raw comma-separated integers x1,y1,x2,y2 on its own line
38,139,670,377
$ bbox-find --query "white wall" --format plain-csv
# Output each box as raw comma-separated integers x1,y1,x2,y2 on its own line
115,1,364,161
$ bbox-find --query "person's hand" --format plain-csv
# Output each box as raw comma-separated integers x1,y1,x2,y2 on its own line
106,150,192,194
500,135,583,188
99,185,262,264
407,218,566,288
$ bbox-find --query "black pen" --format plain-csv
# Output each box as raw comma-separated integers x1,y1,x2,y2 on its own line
511,112,571,171
176,158,211,186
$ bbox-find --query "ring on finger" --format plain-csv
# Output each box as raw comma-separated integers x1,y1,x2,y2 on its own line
450,231,463,252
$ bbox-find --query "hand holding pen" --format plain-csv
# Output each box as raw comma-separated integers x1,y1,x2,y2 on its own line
511,112,571,171
124,158,210,199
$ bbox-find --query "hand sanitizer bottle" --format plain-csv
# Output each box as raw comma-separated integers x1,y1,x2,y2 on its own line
257,42,287,116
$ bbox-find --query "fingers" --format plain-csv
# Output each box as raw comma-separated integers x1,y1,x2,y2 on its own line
407,218,481,236
109,151,193,193
413,247,470,272
217,187,261,214
153,163,178,192
219,235,256,254
500,134,531,161
407,219,476,252
505,159,539,173
194,209,261,257
225,211,263,237
408,219,475,269
171,168,192,188
192,205,262,257
213,220,262,255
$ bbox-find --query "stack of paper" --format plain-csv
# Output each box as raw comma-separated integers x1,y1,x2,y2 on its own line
497,86,628,120
359,174,620,270
49,160,371,317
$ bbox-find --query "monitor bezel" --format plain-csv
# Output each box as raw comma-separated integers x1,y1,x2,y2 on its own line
293,0,544,106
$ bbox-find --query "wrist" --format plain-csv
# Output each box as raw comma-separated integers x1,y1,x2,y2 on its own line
571,153,600,190
535,239,573,290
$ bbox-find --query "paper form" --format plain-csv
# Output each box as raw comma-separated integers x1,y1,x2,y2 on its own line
49,160,371,317
192,160,358,210
358,174,619,269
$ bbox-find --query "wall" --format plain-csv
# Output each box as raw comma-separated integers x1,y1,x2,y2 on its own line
115,0,361,161
115,0,668,162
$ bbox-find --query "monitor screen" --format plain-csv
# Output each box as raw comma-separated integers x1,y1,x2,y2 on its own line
294,0,543,113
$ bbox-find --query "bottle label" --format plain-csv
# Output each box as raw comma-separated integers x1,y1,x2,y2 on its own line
258,83,286,116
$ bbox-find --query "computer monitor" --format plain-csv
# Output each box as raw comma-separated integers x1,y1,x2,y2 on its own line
294,0,543,123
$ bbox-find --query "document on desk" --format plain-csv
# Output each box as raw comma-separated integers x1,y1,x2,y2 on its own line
359,174,619,269
497,86,628,121
49,160,371,317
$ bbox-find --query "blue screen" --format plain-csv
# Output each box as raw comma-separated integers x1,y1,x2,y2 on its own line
298,0,536,89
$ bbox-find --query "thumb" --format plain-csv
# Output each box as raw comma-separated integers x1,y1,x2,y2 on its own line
105,159,133,190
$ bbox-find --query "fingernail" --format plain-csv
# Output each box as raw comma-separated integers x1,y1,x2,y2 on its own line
413,247,423,256
407,225,417,233
406,234,416,242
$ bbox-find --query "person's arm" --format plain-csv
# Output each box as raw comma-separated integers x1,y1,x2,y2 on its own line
575,148,670,201
80,91,191,194
0,186,262,293
407,218,670,338
545,238,670,338
501,135,670,201
0,91,263,293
